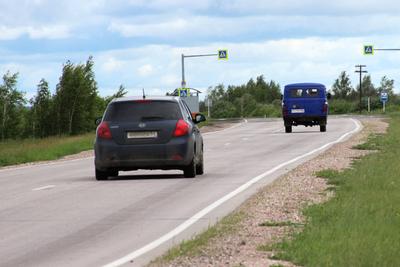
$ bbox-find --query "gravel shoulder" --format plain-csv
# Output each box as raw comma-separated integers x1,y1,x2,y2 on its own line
150,117,388,267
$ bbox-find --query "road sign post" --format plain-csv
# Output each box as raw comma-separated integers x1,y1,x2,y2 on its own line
380,92,388,113
181,50,228,89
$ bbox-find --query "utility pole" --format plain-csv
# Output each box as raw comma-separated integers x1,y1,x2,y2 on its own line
355,65,367,113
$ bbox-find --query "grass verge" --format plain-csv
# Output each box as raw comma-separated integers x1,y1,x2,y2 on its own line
0,133,95,167
268,114,400,267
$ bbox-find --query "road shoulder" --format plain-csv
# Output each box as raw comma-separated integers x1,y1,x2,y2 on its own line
149,117,388,267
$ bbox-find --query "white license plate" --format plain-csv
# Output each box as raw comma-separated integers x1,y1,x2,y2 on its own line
127,131,158,139
291,109,305,114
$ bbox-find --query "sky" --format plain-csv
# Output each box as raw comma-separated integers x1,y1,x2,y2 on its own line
1,0,400,100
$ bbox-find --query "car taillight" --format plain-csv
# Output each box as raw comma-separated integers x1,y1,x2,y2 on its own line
323,102,328,113
97,121,112,139
173,119,189,137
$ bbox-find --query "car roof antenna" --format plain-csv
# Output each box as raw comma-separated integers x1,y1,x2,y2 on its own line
142,88,146,99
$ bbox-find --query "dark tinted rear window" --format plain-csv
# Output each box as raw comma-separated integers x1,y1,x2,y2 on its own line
104,100,182,122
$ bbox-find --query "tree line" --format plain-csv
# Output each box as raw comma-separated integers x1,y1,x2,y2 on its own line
202,72,400,118
0,57,126,141
201,75,282,118
329,71,399,113
1,58,399,140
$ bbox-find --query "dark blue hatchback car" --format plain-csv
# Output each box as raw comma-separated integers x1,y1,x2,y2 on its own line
282,83,330,133
94,96,206,180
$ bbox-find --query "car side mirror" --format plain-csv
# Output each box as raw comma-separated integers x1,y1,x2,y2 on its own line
327,93,332,100
280,94,283,100
192,113,206,124
95,117,102,126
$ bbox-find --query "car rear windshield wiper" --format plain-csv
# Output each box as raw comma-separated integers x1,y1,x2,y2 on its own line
140,116,165,121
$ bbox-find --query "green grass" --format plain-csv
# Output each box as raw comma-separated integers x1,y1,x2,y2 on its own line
0,133,95,167
270,113,400,267
151,211,245,264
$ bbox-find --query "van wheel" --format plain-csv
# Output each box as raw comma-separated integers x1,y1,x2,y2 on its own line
184,158,196,178
95,169,109,181
285,125,292,133
320,125,326,132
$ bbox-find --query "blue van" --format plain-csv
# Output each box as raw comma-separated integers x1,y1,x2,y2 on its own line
282,83,330,133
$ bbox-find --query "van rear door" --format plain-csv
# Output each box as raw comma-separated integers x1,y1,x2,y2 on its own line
284,87,325,116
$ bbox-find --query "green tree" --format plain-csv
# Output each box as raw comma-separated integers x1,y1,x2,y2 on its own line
377,76,395,97
31,79,52,137
357,75,376,97
0,72,26,141
54,57,99,135
332,71,354,99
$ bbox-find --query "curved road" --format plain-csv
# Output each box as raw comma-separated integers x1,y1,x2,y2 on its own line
0,117,359,267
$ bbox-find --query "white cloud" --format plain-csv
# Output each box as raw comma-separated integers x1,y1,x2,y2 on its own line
137,64,154,76
101,57,125,73
0,25,70,40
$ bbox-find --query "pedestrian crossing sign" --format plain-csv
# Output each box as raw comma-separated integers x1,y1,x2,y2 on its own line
218,50,228,60
363,45,374,55
178,88,190,97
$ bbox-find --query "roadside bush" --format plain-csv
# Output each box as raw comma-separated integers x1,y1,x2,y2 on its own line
329,99,358,114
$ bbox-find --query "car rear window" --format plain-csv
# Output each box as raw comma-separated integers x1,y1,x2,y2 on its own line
104,100,182,122
289,88,320,98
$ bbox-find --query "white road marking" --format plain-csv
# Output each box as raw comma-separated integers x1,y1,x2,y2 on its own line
224,143,231,146
32,185,56,191
103,118,361,267
242,137,249,141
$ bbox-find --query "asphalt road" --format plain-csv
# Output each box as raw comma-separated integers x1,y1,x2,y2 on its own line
0,117,360,267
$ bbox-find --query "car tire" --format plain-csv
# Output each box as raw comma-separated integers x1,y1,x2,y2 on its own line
109,170,119,177
183,158,196,178
196,151,204,175
285,125,292,133
320,125,326,132
95,169,109,181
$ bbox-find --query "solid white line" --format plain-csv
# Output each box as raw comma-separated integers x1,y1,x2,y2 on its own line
103,118,361,267
32,185,56,191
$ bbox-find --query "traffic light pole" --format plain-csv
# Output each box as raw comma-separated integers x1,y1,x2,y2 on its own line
181,53,218,88
355,65,367,113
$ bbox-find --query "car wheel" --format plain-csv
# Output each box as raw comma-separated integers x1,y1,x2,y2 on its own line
109,170,119,177
183,158,196,178
196,151,204,175
320,125,326,132
95,169,109,181
285,125,292,133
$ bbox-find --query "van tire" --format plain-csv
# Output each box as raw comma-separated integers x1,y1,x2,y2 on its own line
285,125,292,133
320,125,326,132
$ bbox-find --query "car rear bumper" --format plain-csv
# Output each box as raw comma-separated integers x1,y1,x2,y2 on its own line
94,137,194,171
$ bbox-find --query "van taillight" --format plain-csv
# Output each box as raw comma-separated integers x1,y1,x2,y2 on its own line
282,104,288,116
323,102,328,113
97,121,112,139
173,119,189,137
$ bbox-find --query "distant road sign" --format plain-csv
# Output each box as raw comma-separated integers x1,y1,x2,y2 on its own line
380,92,388,102
363,45,374,55
218,50,228,60
178,88,190,97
